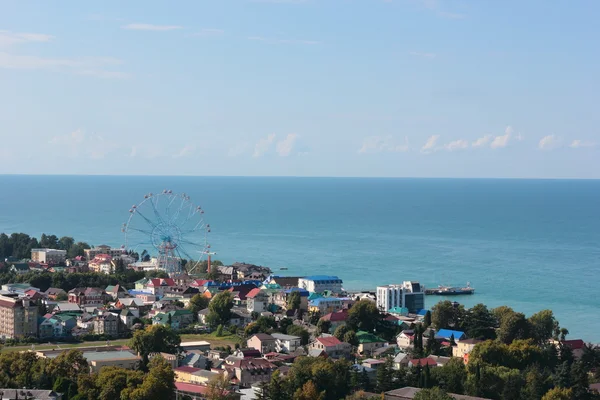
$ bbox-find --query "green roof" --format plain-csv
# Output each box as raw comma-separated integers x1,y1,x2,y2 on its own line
308,293,323,301
170,309,193,317
106,285,116,291
154,313,168,323
134,278,149,284
356,331,386,344
262,284,281,290
388,307,409,315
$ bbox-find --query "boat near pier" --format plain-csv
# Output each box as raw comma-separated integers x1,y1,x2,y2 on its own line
425,282,475,295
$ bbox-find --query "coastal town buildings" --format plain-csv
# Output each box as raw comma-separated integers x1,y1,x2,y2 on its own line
31,248,67,264
84,245,126,260
376,282,425,313
298,275,343,294
0,294,38,339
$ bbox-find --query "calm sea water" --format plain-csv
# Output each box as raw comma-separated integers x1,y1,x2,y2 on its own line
0,176,598,341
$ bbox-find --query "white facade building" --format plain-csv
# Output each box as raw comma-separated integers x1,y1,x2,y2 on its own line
298,275,343,294
376,281,425,313
31,248,67,264
84,245,126,260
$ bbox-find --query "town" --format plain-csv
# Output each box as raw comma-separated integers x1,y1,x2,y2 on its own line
0,240,598,400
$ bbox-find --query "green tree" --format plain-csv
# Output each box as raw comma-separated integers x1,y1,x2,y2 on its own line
216,324,224,337
431,301,456,330
496,311,530,344
334,325,350,341
206,291,234,327
188,293,210,318
287,291,302,311
462,304,497,340
431,358,466,395
413,387,454,400
293,381,325,400
266,370,289,400
287,325,310,345
347,300,380,332
344,330,359,347
205,373,236,400
528,310,557,345
541,388,573,400
122,356,175,400
46,350,89,380
376,357,395,392
423,311,432,329
129,325,181,366
95,367,144,400
317,319,331,335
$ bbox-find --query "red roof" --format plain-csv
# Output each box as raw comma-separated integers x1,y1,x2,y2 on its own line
191,279,210,287
409,358,438,367
316,336,343,347
174,382,218,395
246,288,262,299
175,366,201,374
562,339,585,350
321,309,349,323
149,278,175,287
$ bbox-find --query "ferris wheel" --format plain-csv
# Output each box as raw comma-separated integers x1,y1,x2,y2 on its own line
122,190,212,275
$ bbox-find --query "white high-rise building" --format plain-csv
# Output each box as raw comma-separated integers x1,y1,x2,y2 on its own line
376,281,425,313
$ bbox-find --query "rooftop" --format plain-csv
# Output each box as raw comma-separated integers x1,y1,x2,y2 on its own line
302,275,342,282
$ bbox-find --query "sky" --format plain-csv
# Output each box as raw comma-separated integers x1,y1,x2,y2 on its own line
0,0,599,178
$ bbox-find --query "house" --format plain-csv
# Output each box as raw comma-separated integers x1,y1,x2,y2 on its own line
223,357,277,387
197,308,210,324
134,278,150,290
175,382,241,400
88,254,113,274
53,302,82,314
298,276,344,294
68,287,109,306
93,313,119,336
272,288,310,311
308,297,352,314
2,283,39,295
115,298,145,315
233,348,262,359
105,284,128,300
320,309,349,333
362,358,386,370
181,341,212,352
180,351,208,369
435,329,466,341
44,288,66,301
190,369,221,385
453,339,483,359
264,276,301,289
429,355,452,367
559,339,586,360
408,357,438,368
230,310,252,328
247,333,276,354
0,389,63,400
271,333,302,353
309,335,352,359
153,309,194,330
393,352,410,369
246,288,269,313
356,331,387,355
120,309,136,330
388,307,410,317
10,263,30,274
146,278,176,296
397,330,415,348
174,366,202,383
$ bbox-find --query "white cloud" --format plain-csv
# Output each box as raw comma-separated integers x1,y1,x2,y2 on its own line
253,134,276,157
122,23,183,31
409,51,436,59
421,135,440,153
174,144,196,158
191,29,225,37
490,126,513,149
359,135,409,154
472,135,492,148
538,135,560,150
444,139,469,151
0,30,54,47
569,139,596,149
0,52,127,78
247,36,320,45
50,129,117,159
276,134,298,156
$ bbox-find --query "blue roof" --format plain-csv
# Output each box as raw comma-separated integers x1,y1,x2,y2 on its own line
435,329,466,340
128,289,151,296
303,275,342,282
284,287,309,296
310,297,350,306
416,309,429,316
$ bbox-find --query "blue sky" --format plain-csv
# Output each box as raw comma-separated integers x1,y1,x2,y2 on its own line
0,0,598,178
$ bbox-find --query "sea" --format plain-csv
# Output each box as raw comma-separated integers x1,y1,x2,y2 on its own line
0,175,598,341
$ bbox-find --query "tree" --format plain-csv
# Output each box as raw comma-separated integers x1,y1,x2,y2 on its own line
541,388,573,400
344,330,359,347
334,325,350,341
266,370,289,400
216,324,224,337
462,304,497,340
188,293,210,318
431,301,456,330
94,367,144,400
347,300,380,332
287,291,301,311
496,311,530,344
287,325,310,345
423,311,432,328
293,381,325,400
129,325,181,366
413,387,454,400
279,317,293,333
205,373,236,400
206,291,234,327
431,358,466,395
46,350,89,380
317,319,331,335
122,355,175,400
528,310,557,345
376,357,395,392
308,311,322,325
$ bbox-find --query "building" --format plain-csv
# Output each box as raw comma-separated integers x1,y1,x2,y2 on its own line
153,309,194,330
376,282,425,313
37,347,141,372
44,288,67,301
84,245,126,260
272,288,310,311
309,335,352,359
2,283,39,295
308,297,352,314
174,382,241,400
383,387,491,400
88,254,113,274
453,339,483,360
271,333,302,353
68,287,110,306
93,313,119,336
246,288,269,313
180,341,212,352
435,329,466,341
298,276,343,294
146,278,176,297
31,249,67,264
408,358,438,368
190,369,221,385
0,389,63,400
247,333,277,354
174,366,202,383
105,284,128,300
223,357,277,387
0,294,38,339
264,276,301,288
320,309,349,333
356,331,387,355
